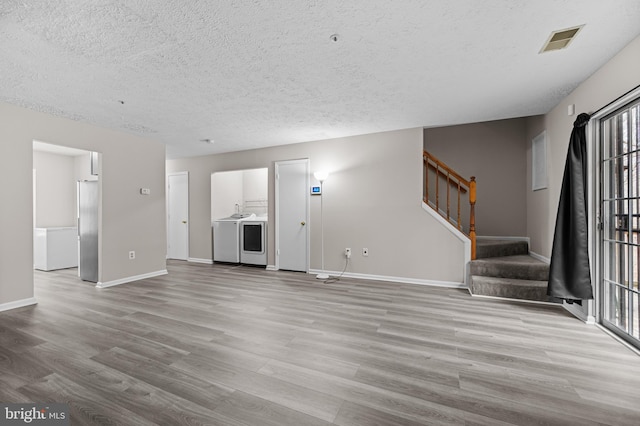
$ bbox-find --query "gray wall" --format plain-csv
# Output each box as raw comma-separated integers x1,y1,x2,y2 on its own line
168,128,466,283
527,35,640,319
0,101,167,307
528,35,640,258
424,118,530,237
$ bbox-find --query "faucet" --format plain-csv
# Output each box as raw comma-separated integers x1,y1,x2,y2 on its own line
235,203,240,214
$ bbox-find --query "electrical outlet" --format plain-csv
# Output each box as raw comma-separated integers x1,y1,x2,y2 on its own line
345,248,351,258
129,251,135,260
363,248,369,256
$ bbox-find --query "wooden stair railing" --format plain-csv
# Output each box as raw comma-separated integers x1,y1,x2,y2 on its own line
423,150,477,260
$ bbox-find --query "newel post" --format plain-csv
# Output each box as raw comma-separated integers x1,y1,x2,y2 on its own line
469,176,477,260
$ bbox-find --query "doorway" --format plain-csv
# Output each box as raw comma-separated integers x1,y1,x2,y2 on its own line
167,172,189,260
32,141,101,283
599,94,640,349
210,168,268,264
275,159,309,272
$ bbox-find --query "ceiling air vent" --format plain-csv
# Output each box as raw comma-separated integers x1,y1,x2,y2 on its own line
539,25,584,53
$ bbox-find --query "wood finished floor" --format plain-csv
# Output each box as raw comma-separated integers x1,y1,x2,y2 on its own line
1,261,639,425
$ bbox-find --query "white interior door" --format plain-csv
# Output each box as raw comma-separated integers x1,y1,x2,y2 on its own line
276,159,309,271
167,172,189,260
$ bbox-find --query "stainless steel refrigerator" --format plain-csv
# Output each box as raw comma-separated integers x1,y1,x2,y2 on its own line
78,180,98,282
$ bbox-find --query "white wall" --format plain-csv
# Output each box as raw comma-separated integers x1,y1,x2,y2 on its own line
242,168,268,216
0,101,167,308
211,171,244,220
168,128,466,284
33,151,76,228
211,168,269,224
32,150,99,229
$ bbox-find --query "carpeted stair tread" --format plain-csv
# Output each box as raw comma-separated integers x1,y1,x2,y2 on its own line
470,275,550,302
470,255,549,281
476,239,529,258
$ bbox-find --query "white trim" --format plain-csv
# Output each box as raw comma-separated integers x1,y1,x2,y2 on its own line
529,251,550,264
421,201,470,284
468,292,561,307
531,130,548,191
266,264,277,271
308,268,465,289
590,85,640,335
96,269,168,289
188,257,213,264
562,300,595,324
0,297,37,313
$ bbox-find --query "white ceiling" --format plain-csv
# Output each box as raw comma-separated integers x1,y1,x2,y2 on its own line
2,1,640,159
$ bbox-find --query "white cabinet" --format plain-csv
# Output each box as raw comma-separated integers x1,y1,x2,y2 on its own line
34,227,78,271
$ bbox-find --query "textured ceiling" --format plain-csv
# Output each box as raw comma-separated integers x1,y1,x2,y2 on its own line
2,1,640,158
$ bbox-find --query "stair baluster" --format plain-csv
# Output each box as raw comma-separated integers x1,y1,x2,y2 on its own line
423,150,477,259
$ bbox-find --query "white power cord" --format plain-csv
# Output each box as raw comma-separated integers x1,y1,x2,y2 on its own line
323,254,350,284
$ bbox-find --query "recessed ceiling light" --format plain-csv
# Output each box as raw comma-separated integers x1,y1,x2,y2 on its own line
200,138,214,144
329,34,340,43
540,25,584,53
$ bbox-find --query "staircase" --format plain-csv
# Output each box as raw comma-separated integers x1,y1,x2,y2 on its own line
469,239,553,303
422,150,552,303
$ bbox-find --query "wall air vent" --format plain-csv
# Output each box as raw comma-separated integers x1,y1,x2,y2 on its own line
539,25,584,53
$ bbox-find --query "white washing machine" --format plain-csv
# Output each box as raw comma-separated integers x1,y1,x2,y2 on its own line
212,213,255,263
240,217,267,266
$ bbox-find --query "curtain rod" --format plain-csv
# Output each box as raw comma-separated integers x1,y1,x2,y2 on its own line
589,83,640,116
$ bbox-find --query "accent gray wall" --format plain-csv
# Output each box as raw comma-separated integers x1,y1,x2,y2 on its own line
424,118,530,237
168,128,467,283
528,35,640,258
0,101,166,307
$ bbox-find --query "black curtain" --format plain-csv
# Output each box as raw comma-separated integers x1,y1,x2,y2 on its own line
548,112,594,302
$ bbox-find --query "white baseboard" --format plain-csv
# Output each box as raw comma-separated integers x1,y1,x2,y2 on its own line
96,269,168,289
0,297,38,313
561,301,594,324
266,265,277,271
468,292,561,306
529,251,550,264
308,269,466,289
188,257,213,264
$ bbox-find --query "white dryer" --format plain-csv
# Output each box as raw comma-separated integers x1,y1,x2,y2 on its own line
212,213,255,263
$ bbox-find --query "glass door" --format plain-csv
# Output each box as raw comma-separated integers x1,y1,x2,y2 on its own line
601,99,640,347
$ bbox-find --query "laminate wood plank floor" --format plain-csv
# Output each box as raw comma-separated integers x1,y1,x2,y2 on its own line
1,261,639,425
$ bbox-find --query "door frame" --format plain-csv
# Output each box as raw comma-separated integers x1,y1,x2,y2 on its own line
167,171,190,260
590,86,640,343
274,159,310,272
32,144,102,283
